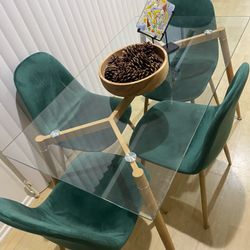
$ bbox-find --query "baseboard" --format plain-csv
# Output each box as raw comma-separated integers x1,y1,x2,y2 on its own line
0,195,34,241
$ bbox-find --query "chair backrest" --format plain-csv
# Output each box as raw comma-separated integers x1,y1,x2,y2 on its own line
169,0,218,100
169,0,215,28
146,0,219,102
14,52,80,119
201,63,249,170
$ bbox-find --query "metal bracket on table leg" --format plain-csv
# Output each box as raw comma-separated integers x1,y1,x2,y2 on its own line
204,29,214,35
0,152,40,198
124,152,137,163
23,180,40,198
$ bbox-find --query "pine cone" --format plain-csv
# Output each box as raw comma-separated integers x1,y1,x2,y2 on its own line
104,42,163,83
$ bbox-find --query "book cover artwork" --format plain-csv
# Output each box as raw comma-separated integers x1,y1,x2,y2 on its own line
137,0,175,40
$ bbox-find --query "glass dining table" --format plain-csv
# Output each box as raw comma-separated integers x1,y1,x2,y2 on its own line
2,16,249,249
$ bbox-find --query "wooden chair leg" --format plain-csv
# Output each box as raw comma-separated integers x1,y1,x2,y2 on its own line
223,143,232,166
209,79,220,105
144,97,149,114
128,120,135,130
199,170,209,229
235,103,242,120
51,178,58,187
141,159,146,166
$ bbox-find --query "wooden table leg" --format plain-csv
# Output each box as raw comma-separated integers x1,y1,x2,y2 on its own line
133,169,175,250
110,118,175,249
154,211,175,250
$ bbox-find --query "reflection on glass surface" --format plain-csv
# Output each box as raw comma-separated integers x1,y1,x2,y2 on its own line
2,16,249,220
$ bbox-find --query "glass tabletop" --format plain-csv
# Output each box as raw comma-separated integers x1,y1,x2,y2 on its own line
2,16,249,220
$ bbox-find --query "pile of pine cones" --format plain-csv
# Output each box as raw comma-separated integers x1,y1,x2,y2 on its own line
104,42,163,83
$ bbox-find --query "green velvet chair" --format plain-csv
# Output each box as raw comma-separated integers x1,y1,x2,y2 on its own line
0,152,140,250
144,0,234,167
144,0,218,103
14,52,132,152
130,63,249,228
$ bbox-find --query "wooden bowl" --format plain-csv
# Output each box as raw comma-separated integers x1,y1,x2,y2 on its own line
99,44,169,97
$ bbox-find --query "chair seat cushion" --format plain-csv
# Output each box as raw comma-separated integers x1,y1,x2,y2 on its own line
130,100,216,174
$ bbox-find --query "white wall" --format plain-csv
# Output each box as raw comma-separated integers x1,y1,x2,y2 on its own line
0,0,145,237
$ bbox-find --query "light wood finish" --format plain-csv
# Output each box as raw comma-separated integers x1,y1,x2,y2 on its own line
109,117,142,175
207,164,231,214
128,120,135,130
110,96,135,121
175,27,225,48
153,212,175,250
199,170,209,229
99,44,169,97
35,118,110,145
223,143,232,166
132,161,174,250
209,79,220,105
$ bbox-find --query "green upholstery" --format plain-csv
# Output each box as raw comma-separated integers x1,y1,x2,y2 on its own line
145,0,218,102
169,0,215,28
14,52,131,151
130,63,249,174
0,152,139,250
